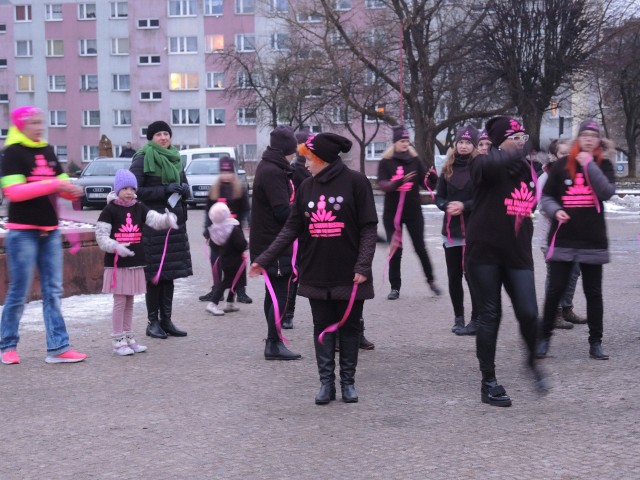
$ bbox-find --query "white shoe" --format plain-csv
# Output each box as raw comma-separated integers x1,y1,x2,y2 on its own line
125,332,147,353
206,302,225,316
223,301,239,313
112,336,134,356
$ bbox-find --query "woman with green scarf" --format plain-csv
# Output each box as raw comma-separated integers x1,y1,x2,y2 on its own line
130,121,192,339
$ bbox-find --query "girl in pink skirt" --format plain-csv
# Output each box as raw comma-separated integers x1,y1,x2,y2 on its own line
95,170,178,355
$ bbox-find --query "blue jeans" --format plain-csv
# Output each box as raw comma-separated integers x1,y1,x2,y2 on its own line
0,229,70,355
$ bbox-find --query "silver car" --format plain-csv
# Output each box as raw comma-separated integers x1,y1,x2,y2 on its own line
72,157,133,210
184,157,247,207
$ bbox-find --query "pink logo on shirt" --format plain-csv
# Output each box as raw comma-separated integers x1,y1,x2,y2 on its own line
114,213,143,245
27,155,56,181
561,173,596,208
504,182,535,217
308,194,345,237
392,166,412,192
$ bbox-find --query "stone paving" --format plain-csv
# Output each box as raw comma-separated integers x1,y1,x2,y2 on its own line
2,203,639,479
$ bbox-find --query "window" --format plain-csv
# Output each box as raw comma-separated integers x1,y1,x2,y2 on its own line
16,74,34,92
0,59,7,68
15,40,32,57
237,71,254,89
79,39,98,56
137,18,160,28
111,38,129,55
297,11,322,22
45,4,63,21
82,145,99,162
207,108,226,125
235,34,255,52
0,24,6,33
110,1,128,18
303,87,322,98
49,110,67,127
238,143,257,161
48,75,66,92
0,93,9,103
331,106,349,123
0,128,8,138
53,145,68,161
78,3,97,20
364,69,381,86
366,142,386,160
169,0,197,16
271,33,289,51
140,90,162,101
171,109,200,125
204,0,223,15
80,74,98,91
206,72,224,89
169,36,198,54
205,35,224,53
365,0,385,8
140,127,148,138
15,5,32,22
329,30,347,49
237,107,257,125
270,0,287,13
46,40,64,57
335,0,351,10
114,110,132,126
170,72,199,90
112,74,130,91
138,54,161,65
235,0,255,14
82,110,101,127
366,28,386,47
365,104,385,122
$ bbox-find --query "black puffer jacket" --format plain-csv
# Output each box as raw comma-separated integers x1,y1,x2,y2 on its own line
130,153,193,281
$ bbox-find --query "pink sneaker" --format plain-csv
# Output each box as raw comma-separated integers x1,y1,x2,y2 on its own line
45,349,87,364
1,350,20,365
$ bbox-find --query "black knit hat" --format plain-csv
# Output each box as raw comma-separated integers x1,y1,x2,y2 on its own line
485,116,525,147
578,119,600,136
295,128,310,144
219,156,234,172
146,120,172,141
392,125,410,143
455,125,479,147
270,126,297,156
305,133,352,163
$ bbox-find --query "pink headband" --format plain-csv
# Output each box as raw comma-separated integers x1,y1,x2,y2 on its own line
11,106,42,131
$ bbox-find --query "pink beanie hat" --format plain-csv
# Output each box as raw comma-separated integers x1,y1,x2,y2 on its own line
11,106,42,131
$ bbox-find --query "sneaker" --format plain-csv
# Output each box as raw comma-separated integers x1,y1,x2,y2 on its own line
236,291,253,304
223,302,240,313
206,302,225,316
199,289,215,302
428,281,442,296
1,350,20,365
562,307,587,324
45,349,87,364
387,289,400,300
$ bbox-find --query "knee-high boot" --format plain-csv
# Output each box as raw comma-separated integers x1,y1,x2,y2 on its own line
145,282,167,339
339,331,360,403
159,281,187,337
314,332,337,405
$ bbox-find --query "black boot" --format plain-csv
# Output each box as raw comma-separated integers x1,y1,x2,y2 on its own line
359,318,375,350
456,318,477,336
339,331,360,403
264,339,302,360
281,315,293,329
535,337,550,359
451,315,465,333
145,283,167,339
159,281,187,337
481,377,512,407
314,333,336,405
236,286,253,304
589,341,609,360
198,286,215,302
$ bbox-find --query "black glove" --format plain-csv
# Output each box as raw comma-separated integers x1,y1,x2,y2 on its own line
181,183,191,199
165,183,182,194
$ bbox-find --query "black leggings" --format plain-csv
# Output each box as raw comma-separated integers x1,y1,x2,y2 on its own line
467,264,538,377
443,245,477,319
263,274,292,341
308,298,364,339
384,214,434,290
542,261,603,344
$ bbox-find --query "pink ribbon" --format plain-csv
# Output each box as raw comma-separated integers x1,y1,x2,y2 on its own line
151,229,172,285
424,169,436,201
581,159,601,213
262,270,288,343
111,252,119,288
291,239,299,282
382,190,406,284
230,255,247,294
545,221,564,260
318,283,358,345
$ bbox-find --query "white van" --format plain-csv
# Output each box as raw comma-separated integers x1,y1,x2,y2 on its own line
179,147,237,169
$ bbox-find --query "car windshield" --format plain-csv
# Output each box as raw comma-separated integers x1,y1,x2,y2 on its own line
186,159,220,175
83,160,132,176
192,153,229,160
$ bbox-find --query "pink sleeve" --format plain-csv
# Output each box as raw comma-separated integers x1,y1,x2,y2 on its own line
3,179,61,202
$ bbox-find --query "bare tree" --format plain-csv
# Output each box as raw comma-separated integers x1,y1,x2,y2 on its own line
478,0,612,150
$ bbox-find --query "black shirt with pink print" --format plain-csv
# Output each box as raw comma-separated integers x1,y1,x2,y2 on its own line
98,202,150,269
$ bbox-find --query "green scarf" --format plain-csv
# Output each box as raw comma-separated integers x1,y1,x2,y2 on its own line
139,142,182,184
4,126,48,148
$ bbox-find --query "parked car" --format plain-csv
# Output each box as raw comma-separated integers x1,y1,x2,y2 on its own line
72,157,133,210
184,156,248,207
180,147,248,190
